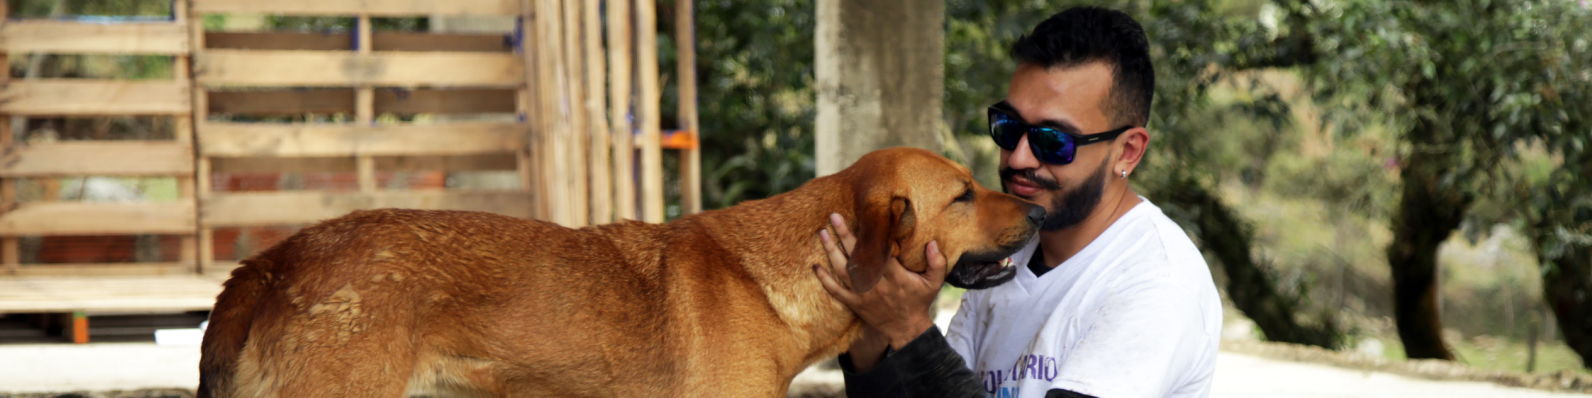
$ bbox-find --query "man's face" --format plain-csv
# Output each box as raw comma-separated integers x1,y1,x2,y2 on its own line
1000,62,1117,231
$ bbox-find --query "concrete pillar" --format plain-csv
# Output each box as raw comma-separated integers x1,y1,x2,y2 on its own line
815,0,944,176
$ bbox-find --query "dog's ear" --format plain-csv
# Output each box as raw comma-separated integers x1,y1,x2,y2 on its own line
849,196,917,293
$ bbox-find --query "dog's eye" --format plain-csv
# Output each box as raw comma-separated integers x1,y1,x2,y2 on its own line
955,189,975,203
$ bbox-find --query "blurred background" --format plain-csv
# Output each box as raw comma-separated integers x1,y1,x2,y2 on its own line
0,0,1589,396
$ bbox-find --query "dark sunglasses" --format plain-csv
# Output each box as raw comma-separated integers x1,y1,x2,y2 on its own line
988,102,1132,165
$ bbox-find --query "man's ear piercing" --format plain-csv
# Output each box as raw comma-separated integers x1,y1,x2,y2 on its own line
1120,170,1128,179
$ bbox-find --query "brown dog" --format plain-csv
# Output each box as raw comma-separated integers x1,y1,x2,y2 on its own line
198,147,1043,397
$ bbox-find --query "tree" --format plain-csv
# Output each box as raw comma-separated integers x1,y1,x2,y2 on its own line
1288,0,1592,359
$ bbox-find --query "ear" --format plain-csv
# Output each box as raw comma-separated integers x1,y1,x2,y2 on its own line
849,196,917,293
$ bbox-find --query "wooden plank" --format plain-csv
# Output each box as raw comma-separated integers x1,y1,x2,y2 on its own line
0,142,194,177
583,0,611,224
199,122,526,157
0,21,189,54
562,0,589,227
192,0,520,16
0,202,196,236
10,263,192,277
607,0,634,220
210,154,518,173
636,0,664,223
0,0,12,273
207,88,518,116
0,275,226,312
0,80,189,115
195,50,523,87
677,0,702,215
203,191,533,226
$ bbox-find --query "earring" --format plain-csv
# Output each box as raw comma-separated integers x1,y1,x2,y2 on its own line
1120,170,1128,179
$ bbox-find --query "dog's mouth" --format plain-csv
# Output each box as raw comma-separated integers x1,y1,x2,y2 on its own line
947,242,1028,290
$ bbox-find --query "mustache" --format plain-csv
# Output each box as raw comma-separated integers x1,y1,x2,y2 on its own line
998,167,1062,190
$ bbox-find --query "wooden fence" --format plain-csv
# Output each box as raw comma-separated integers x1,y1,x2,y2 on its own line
0,0,700,281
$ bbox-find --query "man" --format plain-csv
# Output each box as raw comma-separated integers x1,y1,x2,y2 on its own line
811,7,1222,398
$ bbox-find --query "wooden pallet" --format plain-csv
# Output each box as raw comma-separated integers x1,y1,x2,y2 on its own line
0,1,200,277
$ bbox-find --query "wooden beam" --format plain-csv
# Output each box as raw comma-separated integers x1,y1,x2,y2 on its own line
583,0,612,224
635,0,665,223
203,191,533,226
356,15,377,193
0,275,226,313
0,21,189,54
562,0,589,227
0,202,197,236
191,0,520,16
205,31,512,52
0,80,189,115
198,122,526,157
195,50,523,87
210,154,519,173
677,0,702,214
176,0,199,271
0,142,195,177
0,0,10,275
9,263,193,277
607,0,635,220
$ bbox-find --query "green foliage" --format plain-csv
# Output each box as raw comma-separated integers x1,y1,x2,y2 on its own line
692,0,817,209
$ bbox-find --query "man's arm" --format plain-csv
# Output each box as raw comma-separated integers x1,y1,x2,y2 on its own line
814,215,1098,398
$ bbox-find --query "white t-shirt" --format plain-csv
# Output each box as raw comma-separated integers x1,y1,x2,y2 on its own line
944,199,1222,398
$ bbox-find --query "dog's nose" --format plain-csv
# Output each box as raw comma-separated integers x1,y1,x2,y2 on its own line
1025,204,1046,226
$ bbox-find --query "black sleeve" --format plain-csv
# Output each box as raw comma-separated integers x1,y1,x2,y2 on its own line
838,325,986,398
836,326,1099,398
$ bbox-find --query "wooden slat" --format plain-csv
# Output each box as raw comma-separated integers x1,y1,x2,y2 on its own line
195,50,523,87
677,0,702,215
583,0,611,224
203,191,532,226
199,122,526,157
0,80,189,115
0,142,194,177
0,275,225,312
204,31,512,52
207,88,518,115
210,154,519,173
191,0,520,16
0,21,189,54
636,0,665,223
10,263,192,277
0,202,196,235
607,0,634,220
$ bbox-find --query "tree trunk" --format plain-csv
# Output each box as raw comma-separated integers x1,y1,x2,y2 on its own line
1543,244,1592,368
1158,176,1342,348
1385,140,1469,360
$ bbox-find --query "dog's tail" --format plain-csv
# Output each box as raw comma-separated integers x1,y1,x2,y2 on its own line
197,258,273,398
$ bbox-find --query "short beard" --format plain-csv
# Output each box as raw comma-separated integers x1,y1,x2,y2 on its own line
1000,157,1110,231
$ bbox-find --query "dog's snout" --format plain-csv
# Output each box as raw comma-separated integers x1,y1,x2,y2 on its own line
1025,204,1045,226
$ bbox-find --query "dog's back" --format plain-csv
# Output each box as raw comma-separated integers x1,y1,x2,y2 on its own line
199,209,677,397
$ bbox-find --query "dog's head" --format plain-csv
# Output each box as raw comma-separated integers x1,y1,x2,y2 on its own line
839,147,1044,292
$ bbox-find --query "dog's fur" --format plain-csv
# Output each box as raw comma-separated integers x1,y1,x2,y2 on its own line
198,147,1041,397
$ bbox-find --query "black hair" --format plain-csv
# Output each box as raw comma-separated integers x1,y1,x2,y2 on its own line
1011,7,1154,128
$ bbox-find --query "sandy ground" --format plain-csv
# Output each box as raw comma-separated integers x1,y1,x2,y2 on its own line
5,341,1591,397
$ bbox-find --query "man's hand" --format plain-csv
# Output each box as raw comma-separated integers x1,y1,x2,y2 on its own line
812,213,947,371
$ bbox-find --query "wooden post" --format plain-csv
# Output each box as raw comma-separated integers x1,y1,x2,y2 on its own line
518,3,545,220
561,0,589,227
356,15,378,193
535,0,573,226
173,0,198,270
189,0,214,271
584,0,612,224
608,0,636,220
635,0,664,223
1,1,18,275
675,0,701,214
